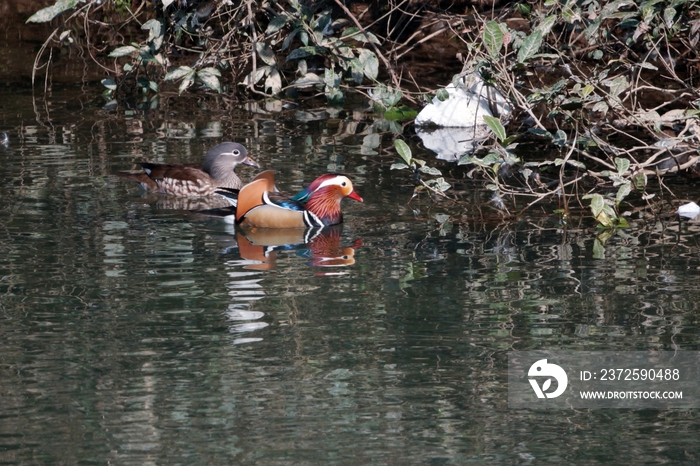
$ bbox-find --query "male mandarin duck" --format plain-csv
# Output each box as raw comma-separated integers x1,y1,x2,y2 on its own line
215,170,363,228
118,142,258,196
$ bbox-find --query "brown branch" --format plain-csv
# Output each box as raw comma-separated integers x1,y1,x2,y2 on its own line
333,0,401,91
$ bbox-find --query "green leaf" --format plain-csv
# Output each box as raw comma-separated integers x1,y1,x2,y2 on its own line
603,76,629,98
419,165,442,176
341,27,361,39
593,238,606,259
142,19,162,43
589,49,604,60
264,69,282,94
164,66,193,81
266,14,289,35
566,159,586,169
517,30,543,63
663,7,677,29
458,155,473,165
394,139,412,166
101,78,117,91
615,157,630,174
592,101,609,114
528,128,553,138
428,178,452,192
178,75,194,95
285,46,326,62
516,4,531,16
199,66,220,77
291,72,323,88
384,108,402,121
242,66,268,86
436,88,450,101
616,182,632,204
358,49,378,81
632,172,647,190
390,162,409,170
537,15,557,34
255,42,277,66
282,28,299,51
588,193,605,217
348,58,364,84
553,130,567,147
197,70,221,93
26,0,81,23
483,21,504,57
109,45,139,58
483,116,506,142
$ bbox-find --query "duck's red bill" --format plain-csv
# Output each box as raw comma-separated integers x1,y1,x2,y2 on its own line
348,191,363,202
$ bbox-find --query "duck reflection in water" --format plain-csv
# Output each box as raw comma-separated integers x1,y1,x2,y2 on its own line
234,224,362,272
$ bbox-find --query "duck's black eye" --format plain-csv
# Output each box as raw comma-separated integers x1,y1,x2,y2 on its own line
233,150,240,156
341,181,347,187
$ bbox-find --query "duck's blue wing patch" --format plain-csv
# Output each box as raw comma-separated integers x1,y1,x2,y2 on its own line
267,192,305,211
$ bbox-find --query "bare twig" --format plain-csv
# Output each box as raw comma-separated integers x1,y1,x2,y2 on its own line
333,0,401,90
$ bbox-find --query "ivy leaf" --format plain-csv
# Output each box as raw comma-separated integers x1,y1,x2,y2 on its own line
614,157,630,174
286,46,326,62
27,0,82,23
663,7,677,29
616,182,632,205
517,30,543,63
436,88,450,101
341,27,361,39
483,116,506,143
266,14,289,35
358,49,378,80
537,15,557,34
255,42,277,66
394,139,412,166
264,69,282,94
109,45,139,57
349,58,364,84
483,21,504,57
242,66,269,87
197,69,221,93
178,75,194,94
432,178,452,192
632,172,647,190
101,78,117,91
528,128,553,138
164,66,194,81
390,162,409,170
142,19,162,43
419,165,442,176
291,72,323,88
587,193,605,218
553,130,567,147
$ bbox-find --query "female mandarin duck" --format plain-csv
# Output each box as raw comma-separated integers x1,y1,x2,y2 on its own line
216,170,363,228
118,142,258,196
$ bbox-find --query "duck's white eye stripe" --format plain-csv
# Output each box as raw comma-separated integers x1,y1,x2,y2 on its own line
316,177,350,190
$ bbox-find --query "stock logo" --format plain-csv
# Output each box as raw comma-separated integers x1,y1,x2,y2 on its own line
528,359,568,399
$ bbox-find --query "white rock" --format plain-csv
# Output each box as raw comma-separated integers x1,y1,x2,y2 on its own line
415,74,512,127
415,126,490,162
677,201,700,219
